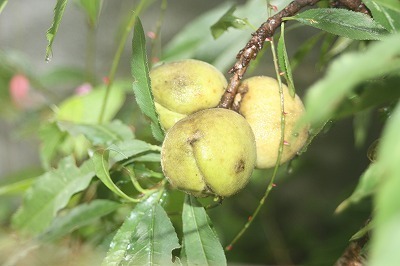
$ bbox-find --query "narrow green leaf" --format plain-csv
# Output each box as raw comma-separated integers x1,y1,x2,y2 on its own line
286,8,389,40
303,33,400,126
41,199,120,241
374,0,400,12
350,220,374,241
92,150,139,203
277,22,295,97
370,102,400,265
128,153,161,163
108,139,160,162
131,18,164,142
182,195,227,266
102,195,180,266
12,156,95,235
58,120,134,146
335,162,382,213
45,0,68,61
364,0,400,32
0,0,8,14
210,5,251,39
56,85,124,124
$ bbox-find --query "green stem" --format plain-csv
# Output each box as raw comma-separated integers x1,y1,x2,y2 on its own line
98,0,149,124
226,35,287,251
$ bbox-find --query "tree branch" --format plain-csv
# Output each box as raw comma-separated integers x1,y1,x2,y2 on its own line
218,0,370,109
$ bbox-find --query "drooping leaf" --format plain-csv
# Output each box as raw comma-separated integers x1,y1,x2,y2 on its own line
369,102,400,265
374,0,400,12
40,199,120,242
277,22,295,97
58,120,134,146
210,5,251,39
182,195,227,266
364,0,400,32
286,8,389,40
45,0,68,61
102,194,180,266
92,150,139,203
303,33,400,126
56,85,124,124
74,0,103,26
12,156,95,235
131,18,164,142
335,162,382,213
0,0,8,14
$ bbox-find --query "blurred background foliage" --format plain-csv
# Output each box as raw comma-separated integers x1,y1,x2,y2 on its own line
0,0,389,265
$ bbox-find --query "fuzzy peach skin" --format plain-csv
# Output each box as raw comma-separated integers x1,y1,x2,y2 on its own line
161,108,256,197
239,76,309,169
150,59,227,130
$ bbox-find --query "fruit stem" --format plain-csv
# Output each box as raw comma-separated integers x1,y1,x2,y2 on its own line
225,36,287,250
98,0,151,124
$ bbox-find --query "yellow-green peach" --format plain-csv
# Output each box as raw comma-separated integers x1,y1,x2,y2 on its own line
161,108,256,197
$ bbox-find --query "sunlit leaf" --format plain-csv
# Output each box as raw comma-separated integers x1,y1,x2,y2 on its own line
303,33,400,126
374,0,400,12
370,102,400,265
108,139,160,162
131,18,164,142
12,156,95,235
277,22,295,97
45,0,68,61
210,5,251,39
182,195,227,266
40,200,120,242
286,8,389,40
58,120,134,146
364,0,400,32
102,194,180,266
56,85,124,124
